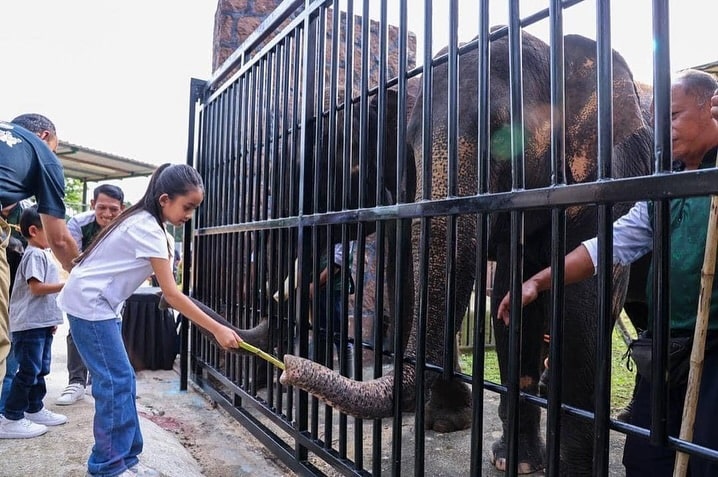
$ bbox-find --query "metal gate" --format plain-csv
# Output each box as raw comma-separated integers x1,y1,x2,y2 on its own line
179,0,718,475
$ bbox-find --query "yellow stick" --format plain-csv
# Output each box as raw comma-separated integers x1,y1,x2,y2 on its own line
674,191,718,475
238,340,285,370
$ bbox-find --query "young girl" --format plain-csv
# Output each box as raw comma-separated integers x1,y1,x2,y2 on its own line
57,164,243,477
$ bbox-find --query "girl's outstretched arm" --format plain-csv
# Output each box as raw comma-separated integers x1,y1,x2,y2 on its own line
150,257,243,350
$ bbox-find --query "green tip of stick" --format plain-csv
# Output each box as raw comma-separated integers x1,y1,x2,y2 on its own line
238,340,285,370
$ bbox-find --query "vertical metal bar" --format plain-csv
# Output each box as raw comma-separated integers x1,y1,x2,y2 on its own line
268,45,281,402
338,1,356,458
469,0,490,475
593,3,614,474
412,0,434,473
650,0,672,447
311,4,327,446
350,0,373,466
390,0,410,473
442,0,459,393
296,9,317,462
370,0,389,472
181,78,205,391
546,2,566,476
506,1,525,475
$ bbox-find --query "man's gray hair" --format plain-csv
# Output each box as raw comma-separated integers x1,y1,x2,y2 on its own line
674,69,718,107
11,113,56,135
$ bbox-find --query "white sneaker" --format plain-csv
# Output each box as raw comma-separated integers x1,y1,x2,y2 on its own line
0,417,48,438
56,383,85,405
25,408,67,426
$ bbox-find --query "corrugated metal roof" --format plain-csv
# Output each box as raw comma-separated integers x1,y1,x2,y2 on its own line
691,60,718,77
55,140,157,181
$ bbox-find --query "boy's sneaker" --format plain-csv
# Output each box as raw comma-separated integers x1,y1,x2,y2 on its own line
25,408,67,426
0,417,48,438
56,383,85,405
128,462,160,476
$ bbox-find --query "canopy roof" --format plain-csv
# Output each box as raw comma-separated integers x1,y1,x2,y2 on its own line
694,60,718,77
55,140,156,182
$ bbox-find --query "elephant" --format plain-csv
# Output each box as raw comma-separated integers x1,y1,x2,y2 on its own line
279,28,653,475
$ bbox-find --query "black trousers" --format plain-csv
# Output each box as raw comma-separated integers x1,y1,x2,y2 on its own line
623,345,718,476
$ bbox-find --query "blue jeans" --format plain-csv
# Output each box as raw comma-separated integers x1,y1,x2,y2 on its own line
0,342,18,414
3,327,53,420
68,315,142,477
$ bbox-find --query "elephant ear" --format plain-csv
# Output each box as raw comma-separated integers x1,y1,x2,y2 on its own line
563,34,647,185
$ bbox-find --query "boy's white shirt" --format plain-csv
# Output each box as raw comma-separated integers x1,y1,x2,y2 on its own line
57,210,172,321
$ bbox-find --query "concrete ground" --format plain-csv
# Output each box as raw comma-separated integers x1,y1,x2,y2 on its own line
1,318,629,476
0,320,294,477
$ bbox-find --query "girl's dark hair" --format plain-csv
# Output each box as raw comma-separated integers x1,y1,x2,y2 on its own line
75,163,204,265
19,205,42,239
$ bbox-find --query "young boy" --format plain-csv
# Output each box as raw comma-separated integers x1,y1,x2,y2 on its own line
0,206,67,438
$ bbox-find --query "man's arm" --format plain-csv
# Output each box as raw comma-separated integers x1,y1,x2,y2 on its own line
497,244,595,325
66,216,83,250
40,214,79,271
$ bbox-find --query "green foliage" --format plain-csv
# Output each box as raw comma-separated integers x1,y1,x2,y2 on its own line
64,178,84,210
459,316,637,412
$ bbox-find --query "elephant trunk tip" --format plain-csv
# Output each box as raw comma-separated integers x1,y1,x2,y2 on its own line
279,354,306,387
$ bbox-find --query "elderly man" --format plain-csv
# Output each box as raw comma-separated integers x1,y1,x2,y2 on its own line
498,69,718,475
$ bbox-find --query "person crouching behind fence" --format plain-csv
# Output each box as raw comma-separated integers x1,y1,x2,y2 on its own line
0,206,67,439
56,163,244,477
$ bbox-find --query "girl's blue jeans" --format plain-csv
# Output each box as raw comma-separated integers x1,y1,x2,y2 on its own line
68,315,142,477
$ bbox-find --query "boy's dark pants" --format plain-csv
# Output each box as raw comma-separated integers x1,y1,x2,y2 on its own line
4,326,53,420
66,331,89,386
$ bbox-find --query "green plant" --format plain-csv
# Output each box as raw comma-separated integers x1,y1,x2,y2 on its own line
460,316,637,412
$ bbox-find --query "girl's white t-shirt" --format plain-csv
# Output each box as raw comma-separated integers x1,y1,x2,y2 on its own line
57,210,171,321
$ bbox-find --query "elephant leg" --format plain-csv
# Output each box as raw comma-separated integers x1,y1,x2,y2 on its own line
556,277,602,476
425,334,472,432
490,243,546,474
425,374,472,433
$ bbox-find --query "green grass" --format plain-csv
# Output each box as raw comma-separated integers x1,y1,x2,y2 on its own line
459,315,637,412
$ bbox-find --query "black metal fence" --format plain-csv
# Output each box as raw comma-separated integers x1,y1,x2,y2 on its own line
179,0,718,475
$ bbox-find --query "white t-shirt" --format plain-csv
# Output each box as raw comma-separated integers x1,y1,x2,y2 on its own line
57,210,172,321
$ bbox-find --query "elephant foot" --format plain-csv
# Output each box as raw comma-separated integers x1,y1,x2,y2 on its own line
490,435,545,474
424,379,472,433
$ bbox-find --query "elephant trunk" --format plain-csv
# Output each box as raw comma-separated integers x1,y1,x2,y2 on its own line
159,293,270,353
280,355,416,419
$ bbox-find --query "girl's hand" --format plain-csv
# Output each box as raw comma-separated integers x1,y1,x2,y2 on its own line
497,279,541,326
213,326,244,350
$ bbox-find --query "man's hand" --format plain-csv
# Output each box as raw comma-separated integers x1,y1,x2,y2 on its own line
497,279,541,326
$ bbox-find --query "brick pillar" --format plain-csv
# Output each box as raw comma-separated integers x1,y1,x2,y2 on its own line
212,1,416,82
213,0,283,72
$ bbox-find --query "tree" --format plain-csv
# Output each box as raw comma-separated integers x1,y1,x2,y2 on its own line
64,177,85,213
